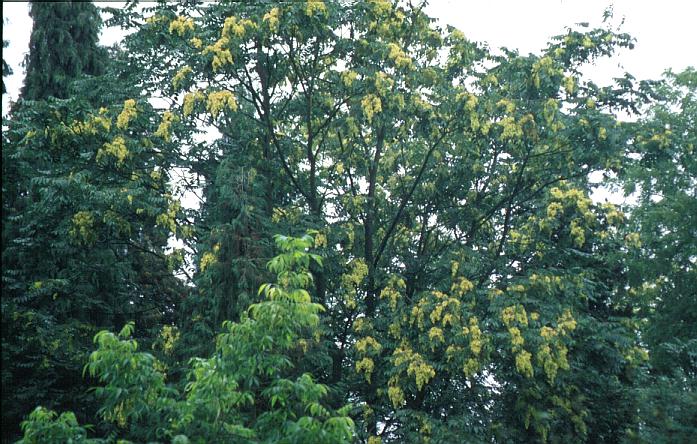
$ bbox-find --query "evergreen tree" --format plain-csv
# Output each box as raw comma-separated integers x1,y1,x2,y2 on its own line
20,1,106,101
2,39,12,94
2,3,184,440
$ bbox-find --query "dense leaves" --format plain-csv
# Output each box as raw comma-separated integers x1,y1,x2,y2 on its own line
2,1,695,443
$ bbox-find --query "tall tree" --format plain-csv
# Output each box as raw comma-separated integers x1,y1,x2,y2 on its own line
623,68,697,442
104,2,655,441
2,3,184,440
2,39,12,94
20,1,107,101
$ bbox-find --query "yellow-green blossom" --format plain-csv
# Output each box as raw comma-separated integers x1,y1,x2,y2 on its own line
169,16,194,36
116,99,137,130
97,137,129,165
305,0,328,17
207,90,238,118
361,94,382,123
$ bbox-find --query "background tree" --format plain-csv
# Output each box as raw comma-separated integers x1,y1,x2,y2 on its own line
2,39,12,94
622,68,697,442
6,1,695,443
20,1,107,101
1,2,185,440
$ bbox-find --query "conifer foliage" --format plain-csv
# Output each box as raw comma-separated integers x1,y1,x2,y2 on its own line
20,1,107,101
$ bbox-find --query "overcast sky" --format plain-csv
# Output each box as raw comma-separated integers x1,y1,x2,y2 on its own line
3,0,696,111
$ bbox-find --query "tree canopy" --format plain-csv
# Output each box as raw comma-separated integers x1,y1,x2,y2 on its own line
2,1,695,443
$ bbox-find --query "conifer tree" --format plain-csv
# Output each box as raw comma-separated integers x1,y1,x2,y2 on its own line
2,39,12,94
20,1,106,100
2,2,184,440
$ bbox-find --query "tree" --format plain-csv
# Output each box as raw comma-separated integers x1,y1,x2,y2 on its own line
10,1,694,442
2,39,12,94
2,3,185,439
103,2,655,441
19,233,355,443
622,68,697,442
20,1,107,101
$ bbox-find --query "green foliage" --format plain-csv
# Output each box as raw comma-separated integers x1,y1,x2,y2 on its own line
20,1,107,101
2,39,11,94
621,68,697,443
18,407,98,444
21,233,354,443
2,3,184,439
5,1,696,443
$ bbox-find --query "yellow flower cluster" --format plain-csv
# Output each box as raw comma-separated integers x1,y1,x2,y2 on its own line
169,16,194,36
190,37,203,49
543,98,558,125
222,16,256,39
69,211,96,245
570,220,585,247
563,76,576,94
361,94,382,123
356,357,375,382
501,304,529,327
356,336,382,355
515,350,534,378
497,98,516,114
411,297,429,329
557,309,577,334
199,252,216,272
341,258,369,288
394,343,436,390
374,71,394,95
598,127,607,140
263,7,280,32
536,343,569,383
451,276,474,296
380,276,405,310
305,0,328,17
387,385,405,408
625,232,642,248
387,43,412,69
145,15,166,25
341,70,358,87
207,90,238,118
116,99,137,130
183,90,205,117
637,130,672,149
154,111,177,142
156,200,180,234
71,114,112,135
353,317,371,333
97,136,129,165
159,325,180,355
428,327,445,344
531,55,561,89
368,0,392,16
459,92,478,111
466,317,483,355
498,116,523,140
546,202,563,219
463,357,479,377
509,327,525,348
172,66,193,90
203,38,233,72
